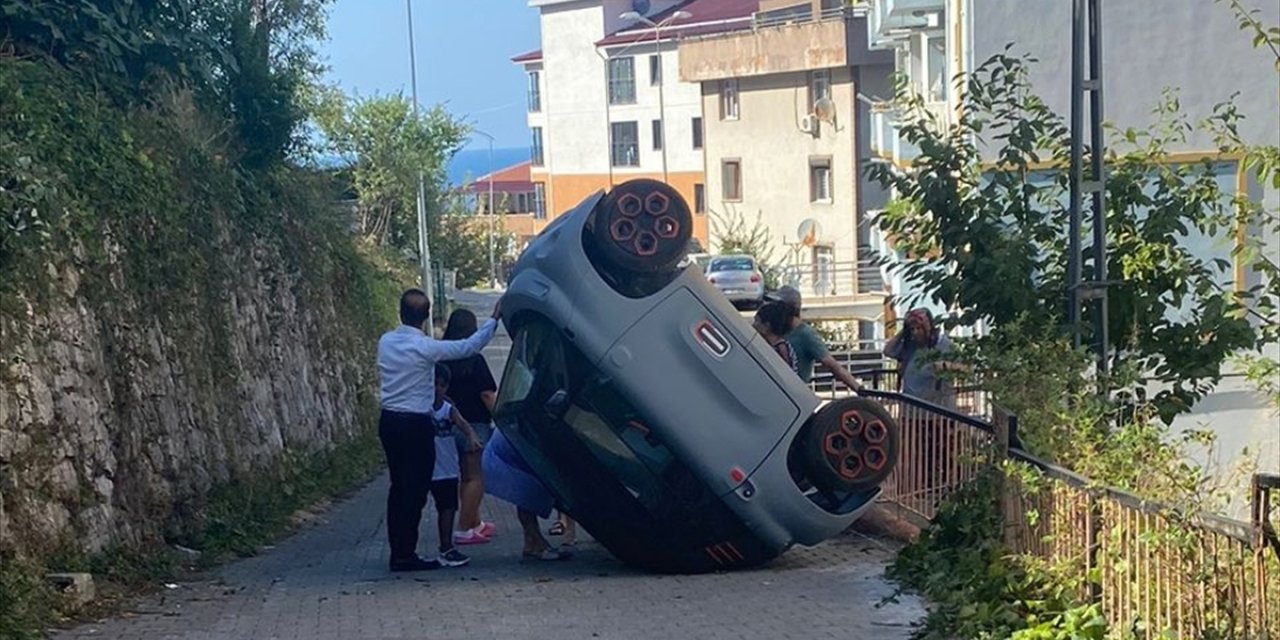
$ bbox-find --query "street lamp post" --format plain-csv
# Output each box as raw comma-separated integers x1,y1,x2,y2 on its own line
473,130,498,289
405,0,433,303
618,10,691,184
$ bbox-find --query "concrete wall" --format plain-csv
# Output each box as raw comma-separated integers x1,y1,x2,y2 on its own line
970,0,1279,152
681,19,852,81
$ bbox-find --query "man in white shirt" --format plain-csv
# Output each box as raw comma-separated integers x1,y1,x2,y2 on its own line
377,289,500,572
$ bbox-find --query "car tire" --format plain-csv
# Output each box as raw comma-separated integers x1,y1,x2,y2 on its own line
802,397,900,493
589,179,693,274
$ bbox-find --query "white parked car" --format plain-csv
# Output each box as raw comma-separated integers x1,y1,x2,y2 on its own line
704,254,765,309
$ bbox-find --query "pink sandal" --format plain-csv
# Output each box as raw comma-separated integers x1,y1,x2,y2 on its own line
453,528,491,546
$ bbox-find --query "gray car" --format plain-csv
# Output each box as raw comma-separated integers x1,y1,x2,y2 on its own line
496,179,901,573
704,254,765,308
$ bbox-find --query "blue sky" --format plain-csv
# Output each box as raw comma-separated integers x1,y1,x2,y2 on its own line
320,0,540,153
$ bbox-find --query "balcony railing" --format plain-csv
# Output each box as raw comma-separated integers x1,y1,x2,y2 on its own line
776,259,889,301
751,2,856,31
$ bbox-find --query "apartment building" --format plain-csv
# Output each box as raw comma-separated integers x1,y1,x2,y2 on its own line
512,0,754,245
864,0,1279,485
678,0,897,326
863,0,1278,306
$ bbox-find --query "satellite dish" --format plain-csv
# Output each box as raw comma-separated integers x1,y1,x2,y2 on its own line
797,219,822,247
813,97,837,123
632,0,651,15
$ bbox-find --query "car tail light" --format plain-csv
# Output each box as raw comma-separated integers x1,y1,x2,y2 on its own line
749,273,761,283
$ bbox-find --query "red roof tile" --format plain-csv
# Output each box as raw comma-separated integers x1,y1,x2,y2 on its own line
596,0,758,47
511,49,543,63
466,161,535,194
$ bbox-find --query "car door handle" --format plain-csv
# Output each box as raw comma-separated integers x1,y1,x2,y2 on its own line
694,320,731,358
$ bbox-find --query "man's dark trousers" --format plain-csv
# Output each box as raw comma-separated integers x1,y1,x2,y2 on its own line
379,409,436,561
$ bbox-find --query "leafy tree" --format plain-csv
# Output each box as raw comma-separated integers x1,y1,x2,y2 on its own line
427,190,515,288
314,91,468,254
1214,0,1280,411
709,208,782,287
867,53,1263,421
0,0,334,167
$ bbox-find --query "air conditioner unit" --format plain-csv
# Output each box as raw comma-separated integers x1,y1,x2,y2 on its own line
800,114,819,134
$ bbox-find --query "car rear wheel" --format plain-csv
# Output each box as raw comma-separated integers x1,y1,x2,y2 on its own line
590,179,693,274
801,397,900,493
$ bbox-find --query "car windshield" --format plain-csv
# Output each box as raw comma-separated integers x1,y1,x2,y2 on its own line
707,257,754,272
496,318,720,515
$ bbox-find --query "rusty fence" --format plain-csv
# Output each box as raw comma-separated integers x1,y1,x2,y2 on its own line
857,387,1280,639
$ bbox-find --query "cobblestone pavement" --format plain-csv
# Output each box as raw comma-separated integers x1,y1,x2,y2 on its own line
53,289,925,640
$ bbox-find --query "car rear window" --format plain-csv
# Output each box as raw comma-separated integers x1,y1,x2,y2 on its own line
708,257,754,271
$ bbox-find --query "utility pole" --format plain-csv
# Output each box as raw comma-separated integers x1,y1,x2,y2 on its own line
1069,0,1109,377
473,130,497,289
406,0,434,306
654,25,669,183
617,10,691,183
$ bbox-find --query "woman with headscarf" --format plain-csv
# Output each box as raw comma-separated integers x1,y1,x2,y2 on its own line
883,308,956,490
883,308,955,407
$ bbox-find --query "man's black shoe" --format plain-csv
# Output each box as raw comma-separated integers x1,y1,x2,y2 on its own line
389,556,442,572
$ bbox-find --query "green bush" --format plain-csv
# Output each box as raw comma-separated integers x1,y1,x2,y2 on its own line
890,470,1107,640
0,53,404,640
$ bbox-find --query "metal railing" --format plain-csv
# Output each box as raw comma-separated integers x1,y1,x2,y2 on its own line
1000,456,1278,639
751,3,854,31
777,260,887,301
856,384,1280,638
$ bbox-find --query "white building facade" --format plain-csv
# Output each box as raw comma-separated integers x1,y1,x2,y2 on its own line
513,0,741,245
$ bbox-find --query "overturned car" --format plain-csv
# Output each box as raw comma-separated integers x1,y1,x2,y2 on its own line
494,179,900,573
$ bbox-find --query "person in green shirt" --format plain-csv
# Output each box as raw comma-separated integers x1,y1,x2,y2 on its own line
768,286,864,393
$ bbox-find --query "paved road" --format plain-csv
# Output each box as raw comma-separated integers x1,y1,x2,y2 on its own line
53,289,925,640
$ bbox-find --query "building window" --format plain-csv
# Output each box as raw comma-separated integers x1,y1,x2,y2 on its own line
528,70,542,112
531,127,544,166
651,119,663,150
649,54,662,86
719,79,740,120
809,158,832,202
809,69,831,109
722,159,742,201
692,117,703,149
516,192,529,213
611,121,640,167
694,184,706,213
927,36,947,103
608,57,636,105
533,182,547,219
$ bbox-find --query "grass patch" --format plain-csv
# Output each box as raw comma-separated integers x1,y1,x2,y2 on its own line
0,432,386,639
187,431,385,562
0,554,58,640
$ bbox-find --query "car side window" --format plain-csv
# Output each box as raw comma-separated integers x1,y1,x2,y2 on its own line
495,321,568,417
561,362,710,508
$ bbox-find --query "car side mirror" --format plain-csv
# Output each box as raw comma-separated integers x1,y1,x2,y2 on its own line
543,389,570,420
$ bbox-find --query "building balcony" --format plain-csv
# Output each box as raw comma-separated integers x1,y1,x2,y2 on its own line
777,259,889,304
867,99,950,165
867,0,943,49
678,2,886,82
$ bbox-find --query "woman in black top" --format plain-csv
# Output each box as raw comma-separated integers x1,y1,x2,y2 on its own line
443,309,500,545
753,301,799,374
